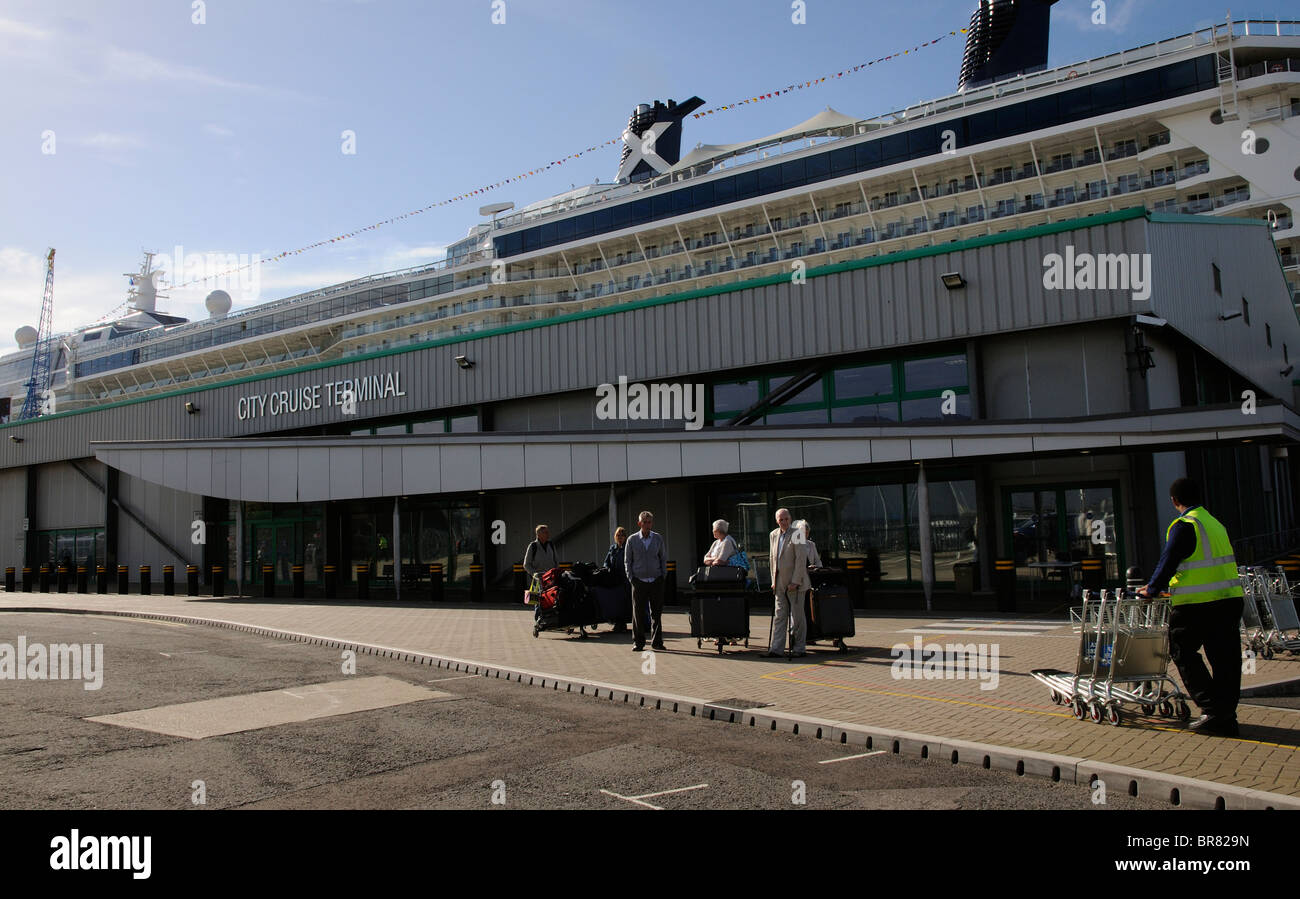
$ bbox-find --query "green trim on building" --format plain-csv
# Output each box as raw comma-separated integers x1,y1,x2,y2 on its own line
0,206,1158,431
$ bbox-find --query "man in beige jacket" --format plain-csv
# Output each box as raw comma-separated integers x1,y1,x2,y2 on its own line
766,507,811,657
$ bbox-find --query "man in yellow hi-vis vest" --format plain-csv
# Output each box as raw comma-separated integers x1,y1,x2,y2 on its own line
1137,478,1245,736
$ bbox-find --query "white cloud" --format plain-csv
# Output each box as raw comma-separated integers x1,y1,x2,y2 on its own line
0,16,50,40
202,123,234,138
76,132,147,151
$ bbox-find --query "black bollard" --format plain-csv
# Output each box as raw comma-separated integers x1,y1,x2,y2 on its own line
355,564,369,600
22,567,33,592
4,567,14,593
1126,566,1146,593
995,559,1016,612
76,565,88,594
292,564,304,599
323,564,337,598
665,560,677,604
186,565,199,596
513,562,527,594
116,565,128,594
39,565,51,593
1080,557,1104,592
844,558,866,609
162,565,175,596
211,565,225,597
96,566,108,594
262,564,275,598
139,565,151,596
56,565,69,593
429,563,443,602
470,563,485,603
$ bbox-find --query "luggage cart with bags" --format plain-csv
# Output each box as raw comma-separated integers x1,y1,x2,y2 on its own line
530,568,600,639
1030,588,1189,726
688,564,750,654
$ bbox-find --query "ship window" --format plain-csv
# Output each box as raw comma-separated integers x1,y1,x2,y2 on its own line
780,158,806,188
575,213,594,239
995,104,1026,136
1162,59,1197,93
855,140,881,169
692,182,714,207
631,198,651,224
1060,86,1091,123
1025,95,1060,130
593,208,612,231
879,133,908,164
651,193,672,218
672,188,692,213
539,222,556,246
1125,68,1162,104
965,110,996,143
806,152,829,181
907,125,936,158
830,146,855,175
1091,77,1125,114
612,203,632,229
735,171,759,199
713,177,735,204
759,165,781,193
556,218,575,243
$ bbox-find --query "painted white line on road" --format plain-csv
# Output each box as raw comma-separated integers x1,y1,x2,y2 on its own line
426,674,481,683
819,751,886,765
601,783,709,809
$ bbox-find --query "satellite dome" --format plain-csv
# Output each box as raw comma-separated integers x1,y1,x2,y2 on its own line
205,289,232,318
14,326,38,348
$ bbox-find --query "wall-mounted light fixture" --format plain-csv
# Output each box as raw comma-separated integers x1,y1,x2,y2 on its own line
1219,311,1243,321
454,355,474,370
940,272,967,290
185,402,200,415
1282,365,1295,377
8,435,22,444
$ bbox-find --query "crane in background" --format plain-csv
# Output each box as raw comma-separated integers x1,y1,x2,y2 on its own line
18,248,56,420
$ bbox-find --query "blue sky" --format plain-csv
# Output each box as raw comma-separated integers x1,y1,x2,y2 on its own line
0,0,1249,352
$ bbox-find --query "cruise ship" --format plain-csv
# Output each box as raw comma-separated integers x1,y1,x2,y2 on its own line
3,11,1297,422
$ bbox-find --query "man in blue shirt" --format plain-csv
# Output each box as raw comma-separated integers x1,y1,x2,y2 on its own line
624,511,667,652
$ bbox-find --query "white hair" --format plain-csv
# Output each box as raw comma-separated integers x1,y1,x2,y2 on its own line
712,519,729,535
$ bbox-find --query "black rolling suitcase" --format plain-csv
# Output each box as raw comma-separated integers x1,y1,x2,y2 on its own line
689,594,749,654
805,584,855,652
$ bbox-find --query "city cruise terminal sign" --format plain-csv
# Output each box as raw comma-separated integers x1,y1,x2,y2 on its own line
235,371,407,421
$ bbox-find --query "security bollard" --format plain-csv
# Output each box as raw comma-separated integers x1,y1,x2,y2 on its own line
513,562,527,593
116,565,129,594
22,567,33,592
4,567,14,593
844,558,866,609
355,563,370,600
163,565,175,596
96,566,107,594
186,565,199,596
429,563,443,602
139,565,152,596
76,565,88,594
39,565,51,593
665,560,677,603
994,559,1016,612
56,565,69,593
323,564,337,598
263,564,275,598
292,564,304,599
1080,557,1104,592
1126,566,1145,593
211,565,225,597
470,563,485,603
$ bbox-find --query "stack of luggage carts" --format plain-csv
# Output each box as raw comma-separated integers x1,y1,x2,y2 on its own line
1240,565,1300,659
530,566,600,638
688,564,750,654
804,567,855,654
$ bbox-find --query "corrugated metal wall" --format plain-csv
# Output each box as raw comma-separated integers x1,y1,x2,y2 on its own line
0,216,1151,470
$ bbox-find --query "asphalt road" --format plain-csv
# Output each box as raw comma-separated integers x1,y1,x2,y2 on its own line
0,611,1171,810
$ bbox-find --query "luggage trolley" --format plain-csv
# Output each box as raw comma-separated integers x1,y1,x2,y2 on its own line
1240,565,1300,659
1031,589,1189,726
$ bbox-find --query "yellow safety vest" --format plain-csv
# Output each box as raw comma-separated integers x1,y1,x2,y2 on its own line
1166,506,1243,606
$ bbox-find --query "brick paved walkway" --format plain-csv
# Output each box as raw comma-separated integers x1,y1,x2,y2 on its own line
5,593,1300,797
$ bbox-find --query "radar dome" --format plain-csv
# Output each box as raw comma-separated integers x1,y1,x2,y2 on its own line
205,289,232,318
14,326,38,348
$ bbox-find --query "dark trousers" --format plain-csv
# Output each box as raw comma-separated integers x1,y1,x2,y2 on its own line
1168,596,1244,722
631,577,665,648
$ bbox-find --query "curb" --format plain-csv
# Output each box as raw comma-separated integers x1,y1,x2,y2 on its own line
12,604,1300,810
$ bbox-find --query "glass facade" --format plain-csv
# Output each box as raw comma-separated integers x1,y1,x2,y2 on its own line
36,528,106,570
1006,483,1122,586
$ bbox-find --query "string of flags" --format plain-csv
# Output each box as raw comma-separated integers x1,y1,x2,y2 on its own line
172,26,968,290
691,27,969,118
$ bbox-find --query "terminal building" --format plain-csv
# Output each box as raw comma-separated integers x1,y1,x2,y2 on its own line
2,11,1299,605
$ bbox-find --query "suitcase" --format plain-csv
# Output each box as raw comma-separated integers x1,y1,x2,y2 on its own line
806,585,854,651
808,566,845,588
689,565,747,589
591,583,632,624
689,594,749,654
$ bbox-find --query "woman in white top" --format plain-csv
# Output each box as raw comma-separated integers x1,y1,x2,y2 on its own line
796,520,823,569
703,519,739,567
